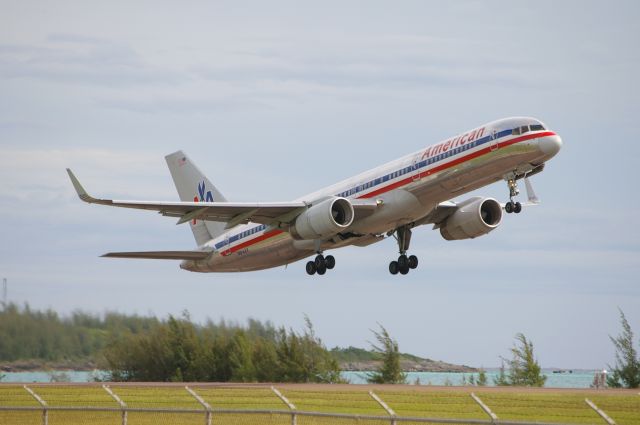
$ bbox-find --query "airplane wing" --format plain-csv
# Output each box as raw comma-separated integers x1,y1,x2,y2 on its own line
412,201,458,228
102,251,212,260
67,169,378,228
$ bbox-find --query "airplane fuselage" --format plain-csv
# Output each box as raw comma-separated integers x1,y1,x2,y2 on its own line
181,116,562,272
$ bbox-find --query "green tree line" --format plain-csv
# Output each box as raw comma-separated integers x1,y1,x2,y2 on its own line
102,315,342,382
0,303,159,362
0,304,342,383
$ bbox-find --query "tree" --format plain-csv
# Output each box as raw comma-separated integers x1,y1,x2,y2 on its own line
494,334,546,387
476,368,488,386
273,316,343,383
366,324,407,384
493,360,510,386
229,331,256,382
607,309,640,388
469,368,487,386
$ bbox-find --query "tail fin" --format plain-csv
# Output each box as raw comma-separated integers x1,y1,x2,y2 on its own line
165,150,228,246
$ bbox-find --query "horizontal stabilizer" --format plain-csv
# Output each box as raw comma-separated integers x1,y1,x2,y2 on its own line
102,251,211,260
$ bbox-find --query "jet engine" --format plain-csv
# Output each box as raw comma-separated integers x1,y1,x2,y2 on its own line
290,197,355,240
440,197,502,241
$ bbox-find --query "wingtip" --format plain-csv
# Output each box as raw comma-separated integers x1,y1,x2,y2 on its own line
66,168,93,202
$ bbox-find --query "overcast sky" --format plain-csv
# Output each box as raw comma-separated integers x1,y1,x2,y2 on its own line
1,1,639,370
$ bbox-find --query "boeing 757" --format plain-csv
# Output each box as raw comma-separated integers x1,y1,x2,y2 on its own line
67,116,562,276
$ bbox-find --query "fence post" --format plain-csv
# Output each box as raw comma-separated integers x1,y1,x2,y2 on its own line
271,386,296,425
103,385,127,425
23,385,48,425
585,398,616,425
185,386,212,425
369,390,396,425
470,392,498,423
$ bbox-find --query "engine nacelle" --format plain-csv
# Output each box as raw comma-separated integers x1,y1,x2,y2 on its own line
440,197,502,241
290,197,355,240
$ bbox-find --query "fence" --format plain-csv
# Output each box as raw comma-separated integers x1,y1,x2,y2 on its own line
0,384,632,425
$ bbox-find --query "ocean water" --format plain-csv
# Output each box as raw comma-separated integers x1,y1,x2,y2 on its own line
2,370,597,388
342,370,597,388
1,370,105,383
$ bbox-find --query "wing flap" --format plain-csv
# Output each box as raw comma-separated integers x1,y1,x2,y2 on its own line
102,251,212,260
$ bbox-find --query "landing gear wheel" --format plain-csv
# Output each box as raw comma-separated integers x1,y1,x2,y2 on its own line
397,254,409,269
389,261,399,275
389,225,416,276
505,201,514,214
325,255,335,269
306,261,317,275
314,254,325,269
514,202,522,214
316,263,327,275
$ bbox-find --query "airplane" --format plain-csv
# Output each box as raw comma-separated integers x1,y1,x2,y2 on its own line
67,116,562,276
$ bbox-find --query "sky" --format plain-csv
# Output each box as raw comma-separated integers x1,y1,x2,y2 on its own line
1,0,639,370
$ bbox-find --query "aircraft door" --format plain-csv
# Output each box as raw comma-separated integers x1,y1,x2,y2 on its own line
412,157,420,181
490,129,499,151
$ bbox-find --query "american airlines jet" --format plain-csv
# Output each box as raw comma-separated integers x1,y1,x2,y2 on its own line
67,117,562,276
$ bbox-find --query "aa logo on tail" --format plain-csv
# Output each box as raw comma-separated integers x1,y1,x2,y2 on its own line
192,181,214,224
197,181,214,202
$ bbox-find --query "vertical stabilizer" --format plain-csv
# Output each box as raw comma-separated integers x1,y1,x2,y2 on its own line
165,151,228,246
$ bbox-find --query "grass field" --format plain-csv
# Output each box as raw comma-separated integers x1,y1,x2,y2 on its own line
0,383,639,425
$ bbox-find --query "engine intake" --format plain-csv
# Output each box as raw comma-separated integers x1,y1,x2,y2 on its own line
440,197,502,241
290,197,355,240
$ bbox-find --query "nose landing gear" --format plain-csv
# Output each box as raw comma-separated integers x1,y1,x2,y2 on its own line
504,174,522,214
388,226,419,275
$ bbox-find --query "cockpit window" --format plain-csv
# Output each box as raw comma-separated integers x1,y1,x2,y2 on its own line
520,125,530,134
530,124,545,131
512,127,521,135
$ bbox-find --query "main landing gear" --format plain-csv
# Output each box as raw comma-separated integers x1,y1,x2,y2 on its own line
306,253,336,276
388,226,419,275
504,175,522,214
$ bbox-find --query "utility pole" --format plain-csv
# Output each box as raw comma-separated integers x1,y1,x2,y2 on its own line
2,278,6,309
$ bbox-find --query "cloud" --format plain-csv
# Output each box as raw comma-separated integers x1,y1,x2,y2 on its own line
0,35,185,87
0,148,168,203
192,34,550,90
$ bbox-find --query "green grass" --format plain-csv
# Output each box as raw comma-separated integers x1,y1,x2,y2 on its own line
589,394,640,425
378,390,487,419
192,387,286,410
476,391,607,424
281,389,385,415
1,385,639,425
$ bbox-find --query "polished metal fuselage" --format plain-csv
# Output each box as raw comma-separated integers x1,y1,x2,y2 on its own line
182,117,562,272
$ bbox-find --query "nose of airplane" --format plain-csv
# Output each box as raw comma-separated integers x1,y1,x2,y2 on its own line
538,134,562,157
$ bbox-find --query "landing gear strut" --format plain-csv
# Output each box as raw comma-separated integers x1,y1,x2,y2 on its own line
388,226,419,275
306,253,335,276
504,174,522,214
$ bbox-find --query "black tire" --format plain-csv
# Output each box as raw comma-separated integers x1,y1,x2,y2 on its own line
317,263,327,275
314,254,325,269
408,255,418,269
514,202,522,214
505,201,513,214
399,264,410,275
325,255,335,269
306,261,316,275
389,261,399,275
397,254,409,269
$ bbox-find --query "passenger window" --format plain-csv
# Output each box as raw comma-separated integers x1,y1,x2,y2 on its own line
530,124,545,131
